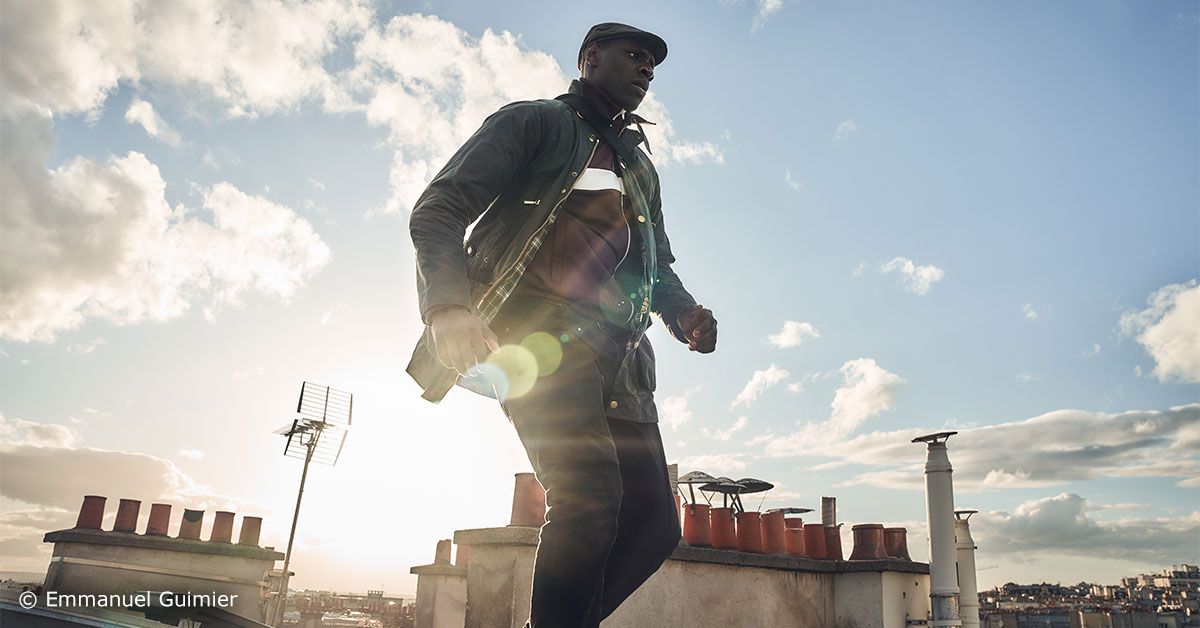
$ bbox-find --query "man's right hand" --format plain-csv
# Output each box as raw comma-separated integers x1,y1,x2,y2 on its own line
429,306,501,374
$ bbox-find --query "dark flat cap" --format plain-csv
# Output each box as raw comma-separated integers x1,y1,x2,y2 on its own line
577,22,667,71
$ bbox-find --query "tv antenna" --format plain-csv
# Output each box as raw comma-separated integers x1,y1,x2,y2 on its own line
268,382,352,626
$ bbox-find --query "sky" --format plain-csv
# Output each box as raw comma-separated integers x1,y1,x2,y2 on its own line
1,0,1197,597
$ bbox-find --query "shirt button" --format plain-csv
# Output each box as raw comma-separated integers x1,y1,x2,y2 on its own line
637,215,646,223
561,188,567,193
609,401,619,409
466,246,473,255
571,171,578,177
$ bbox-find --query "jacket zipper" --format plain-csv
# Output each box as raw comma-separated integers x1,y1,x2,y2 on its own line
475,139,601,318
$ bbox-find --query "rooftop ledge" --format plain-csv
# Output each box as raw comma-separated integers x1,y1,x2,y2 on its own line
453,526,929,575
44,528,284,561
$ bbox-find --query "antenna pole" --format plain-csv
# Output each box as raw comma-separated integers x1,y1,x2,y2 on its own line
272,433,319,627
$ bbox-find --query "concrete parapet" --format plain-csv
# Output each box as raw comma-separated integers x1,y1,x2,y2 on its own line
444,525,930,628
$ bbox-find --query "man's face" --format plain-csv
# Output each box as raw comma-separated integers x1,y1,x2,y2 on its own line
583,38,656,112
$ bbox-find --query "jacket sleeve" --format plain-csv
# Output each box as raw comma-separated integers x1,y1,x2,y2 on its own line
646,172,699,343
410,101,548,324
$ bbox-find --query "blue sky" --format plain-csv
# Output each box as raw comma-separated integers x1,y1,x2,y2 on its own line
1,0,1197,595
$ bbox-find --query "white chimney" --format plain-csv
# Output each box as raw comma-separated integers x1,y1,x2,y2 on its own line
913,431,961,627
955,510,980,628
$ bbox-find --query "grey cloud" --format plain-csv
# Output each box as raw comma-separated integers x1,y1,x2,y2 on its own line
971,493,1198,563
775,404,1200,492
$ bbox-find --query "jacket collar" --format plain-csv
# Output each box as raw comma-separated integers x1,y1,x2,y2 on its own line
567,79,656,154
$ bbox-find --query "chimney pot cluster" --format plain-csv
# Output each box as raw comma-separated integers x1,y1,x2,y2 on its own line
70,495,266,546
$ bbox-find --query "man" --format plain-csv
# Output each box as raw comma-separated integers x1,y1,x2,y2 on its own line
407,23,717,628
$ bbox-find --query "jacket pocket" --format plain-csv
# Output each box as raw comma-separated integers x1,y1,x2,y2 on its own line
636,337,656,391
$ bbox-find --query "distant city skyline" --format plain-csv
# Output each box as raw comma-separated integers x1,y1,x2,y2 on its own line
1,0,1196,594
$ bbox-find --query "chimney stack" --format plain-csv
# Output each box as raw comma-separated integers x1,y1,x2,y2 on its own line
913,431,961,627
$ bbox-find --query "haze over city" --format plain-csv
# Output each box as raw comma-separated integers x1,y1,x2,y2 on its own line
1,0,1196,595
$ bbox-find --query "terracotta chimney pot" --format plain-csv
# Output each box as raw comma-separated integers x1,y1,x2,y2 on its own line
735,511,763,553
824,525,844,561
803,523,827,559
75,495,106,530
681,503,713,547
884,526,911,560
435,539,452,564
145,503,171,536
784,520,806,557
113,499,140,533
509,473,546,527
760,511,787,555
849,523,888,560
238,516,263,546
210,511,234,542
710,507,737,550
178,509,204,540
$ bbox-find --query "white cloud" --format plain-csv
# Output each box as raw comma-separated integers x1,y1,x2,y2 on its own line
834,118,858,142
786,382,803,394
1119,280,1200,384
764,358,904,456
880,257,944,295
351,15,722,216
784,169,803,191
676,453,749,474
1014,373,1041,383
768,320,820,348
661,387,700,431
307,178,326,191
176,448,206,461
69,338,107,354
732,364,789,407
751,0,785,32
972,493,1198,564
0,4,728,341
0,414,81,449
321,306,345,326
124,98,181,146
1,0,372,117
1023,303,1039,319
0,110,331,342
743,432,774,447
703,416,748,442
809,404,1200,492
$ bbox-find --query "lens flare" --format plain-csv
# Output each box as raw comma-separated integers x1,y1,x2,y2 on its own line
521,332,564,377
485,344,539,399
463,362,510,401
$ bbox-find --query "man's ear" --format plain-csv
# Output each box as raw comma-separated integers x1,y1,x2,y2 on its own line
583,42,601,72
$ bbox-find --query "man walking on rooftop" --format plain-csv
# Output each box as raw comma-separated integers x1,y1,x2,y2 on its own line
407,22,717,628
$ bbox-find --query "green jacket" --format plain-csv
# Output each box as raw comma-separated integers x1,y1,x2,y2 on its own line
406,80,697,421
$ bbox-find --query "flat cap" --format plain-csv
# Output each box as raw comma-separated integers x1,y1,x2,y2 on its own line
577,22,668,71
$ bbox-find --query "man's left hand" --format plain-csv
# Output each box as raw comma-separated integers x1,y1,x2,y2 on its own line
677,304,717,353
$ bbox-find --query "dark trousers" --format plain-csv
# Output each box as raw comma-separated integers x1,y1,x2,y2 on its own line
495,300,681,628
